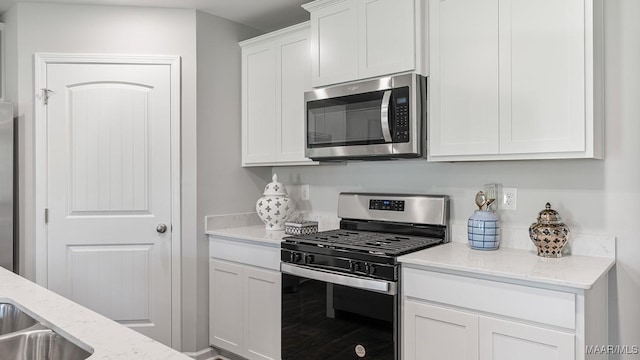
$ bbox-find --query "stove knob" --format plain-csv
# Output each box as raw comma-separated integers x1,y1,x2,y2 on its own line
290,252,302,263
367,264,376,275
353,262,362,273
305,254,315,264
348,260,356,273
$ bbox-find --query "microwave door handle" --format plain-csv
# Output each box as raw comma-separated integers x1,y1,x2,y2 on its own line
380,90,393,142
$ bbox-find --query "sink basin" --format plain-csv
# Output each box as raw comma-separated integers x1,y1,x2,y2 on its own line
0,327,92,360
0,302,92,360
0,304,38,336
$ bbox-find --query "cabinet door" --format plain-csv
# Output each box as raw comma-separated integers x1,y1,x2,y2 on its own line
243,266,281,360
358,0,415,79
479,316,575,360
499,0,586,154
242,41,276,165
428,0,500,157
275,29,314,164
309,0,358,87
404,301,479,360
209,259,244,354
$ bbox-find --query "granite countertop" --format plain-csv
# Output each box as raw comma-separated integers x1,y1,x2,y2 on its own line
0,267,191,360
399,242,615,290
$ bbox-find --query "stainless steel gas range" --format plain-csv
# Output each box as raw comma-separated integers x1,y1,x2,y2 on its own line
281,192,449,360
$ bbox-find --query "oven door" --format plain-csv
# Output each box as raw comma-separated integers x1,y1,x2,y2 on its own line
281,263,398,360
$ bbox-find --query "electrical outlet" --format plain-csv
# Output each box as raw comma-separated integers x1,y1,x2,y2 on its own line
300,184,310,201
502,187,517,211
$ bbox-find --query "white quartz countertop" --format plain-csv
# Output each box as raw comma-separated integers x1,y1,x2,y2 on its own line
206,225,289,245
0,267,191,360
398,242,615,290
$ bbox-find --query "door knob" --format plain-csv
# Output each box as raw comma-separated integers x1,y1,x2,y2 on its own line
156,224,168,234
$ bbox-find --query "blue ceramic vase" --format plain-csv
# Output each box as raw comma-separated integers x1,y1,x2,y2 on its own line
467,210,500,250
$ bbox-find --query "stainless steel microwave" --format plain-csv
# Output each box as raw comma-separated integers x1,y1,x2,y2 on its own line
304,73,426,161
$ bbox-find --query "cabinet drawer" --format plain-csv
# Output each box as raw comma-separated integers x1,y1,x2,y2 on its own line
210,236,280,271
403,268,576,329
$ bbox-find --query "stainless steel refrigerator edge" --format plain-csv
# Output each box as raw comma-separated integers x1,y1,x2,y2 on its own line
0,102,15,271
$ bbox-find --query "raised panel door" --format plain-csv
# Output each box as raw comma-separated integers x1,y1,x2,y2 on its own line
499,0,586,154
428,0,500,158
275,28,314,164
404,301,479,360
310,0,358,87
46,62,173,344
358,0,415,79
479,316,575,360
244,266,281,360
242,42,276,165
209,259,244,354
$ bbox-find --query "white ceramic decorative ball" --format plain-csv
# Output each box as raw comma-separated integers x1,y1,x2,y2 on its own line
256,174,295,231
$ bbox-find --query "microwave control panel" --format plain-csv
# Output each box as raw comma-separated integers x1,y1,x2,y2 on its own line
393,87,410,143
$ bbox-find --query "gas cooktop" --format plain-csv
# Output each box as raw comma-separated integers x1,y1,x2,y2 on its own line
285,229,443,256
281,193,450,281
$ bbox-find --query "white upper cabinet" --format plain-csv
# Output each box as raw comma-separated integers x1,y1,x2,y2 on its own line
428,0,603,161
306,0,358,86
358,0,416,80
241,22,317,167
428,0,500,157
276,30,314,163
304,0,426,87
242,41,277,165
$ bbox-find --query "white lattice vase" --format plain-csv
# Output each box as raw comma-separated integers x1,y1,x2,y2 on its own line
256,174,295,231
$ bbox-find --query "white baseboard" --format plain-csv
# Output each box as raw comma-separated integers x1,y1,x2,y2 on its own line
183,347,217,360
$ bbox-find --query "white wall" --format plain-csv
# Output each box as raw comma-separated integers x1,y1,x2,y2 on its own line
276,0,640,353
3,3,199,351
195,10,269,351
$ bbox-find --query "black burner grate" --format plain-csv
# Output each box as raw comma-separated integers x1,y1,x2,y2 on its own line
286,229,443,256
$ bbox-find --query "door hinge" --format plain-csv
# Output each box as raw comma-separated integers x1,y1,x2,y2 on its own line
44,208,49,224
41,88,54,105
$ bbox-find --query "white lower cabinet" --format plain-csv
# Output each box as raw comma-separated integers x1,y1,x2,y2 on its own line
209,234,282,359
210,258,281,360
404,301,575,360
244,266,281,360
210,260,244,355
479,316,575,360
404,301,478,360
402,267,606,360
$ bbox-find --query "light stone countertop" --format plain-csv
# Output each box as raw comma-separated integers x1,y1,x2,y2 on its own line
398,242,615,290
204,213,615,290
206,224,289,245
0,267,191,360
204,212,338,245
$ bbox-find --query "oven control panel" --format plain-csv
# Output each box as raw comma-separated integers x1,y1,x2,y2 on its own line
369,199,405,211
281,249,397,281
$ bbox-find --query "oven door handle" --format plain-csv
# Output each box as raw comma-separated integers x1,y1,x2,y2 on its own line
380,90,393,143
281,263,397,295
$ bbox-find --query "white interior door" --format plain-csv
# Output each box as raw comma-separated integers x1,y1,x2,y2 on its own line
45,61,173,345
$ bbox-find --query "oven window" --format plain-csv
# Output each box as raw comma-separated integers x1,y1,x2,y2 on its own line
282,274,396,360
307,91,387,148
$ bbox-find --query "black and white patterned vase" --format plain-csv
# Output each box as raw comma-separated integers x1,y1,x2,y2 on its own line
256,173,295,231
